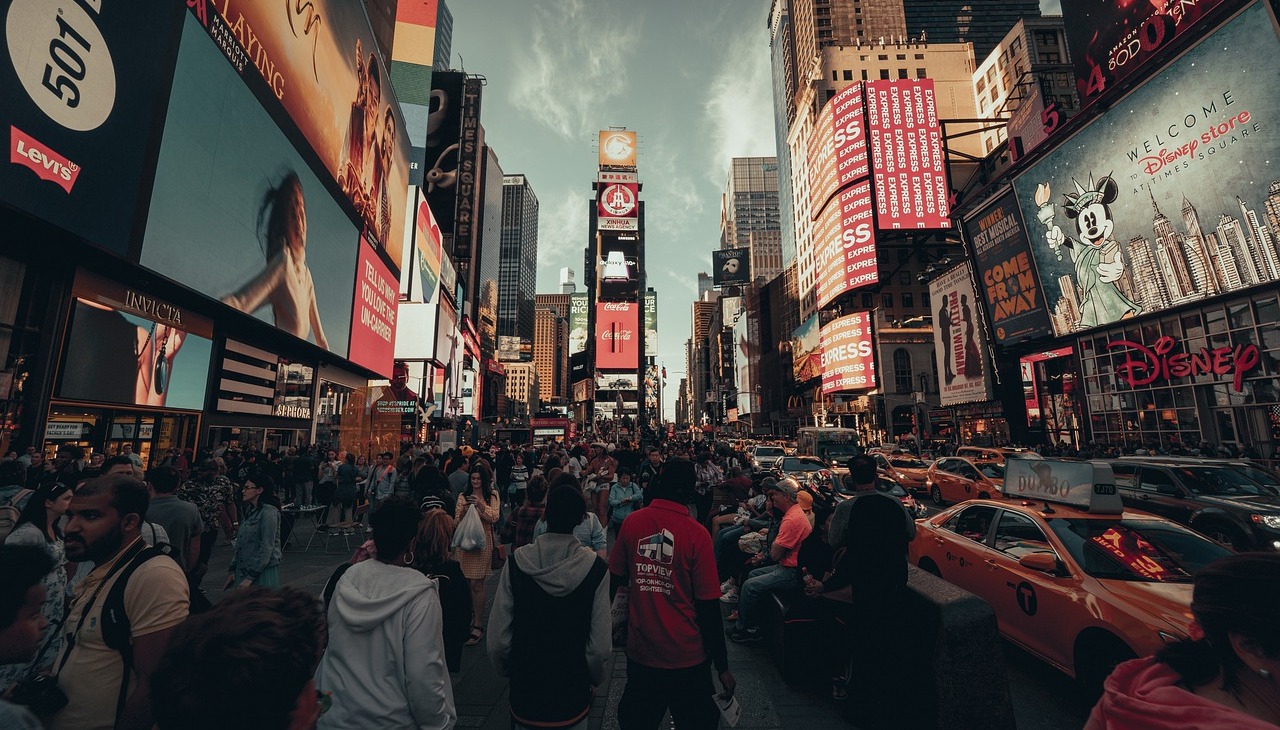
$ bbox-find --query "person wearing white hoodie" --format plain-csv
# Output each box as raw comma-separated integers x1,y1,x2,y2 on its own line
315,497,456,730
487,485,611,730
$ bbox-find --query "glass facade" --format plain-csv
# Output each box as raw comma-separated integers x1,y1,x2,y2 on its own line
1079,293,1280,456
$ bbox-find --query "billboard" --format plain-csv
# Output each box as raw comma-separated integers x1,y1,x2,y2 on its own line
965,192,1053,345
814,180,878,309
184,0,410,269
422,71,465,236
819,312,876,395
405,188,443,304
597,182,639,231
807,82,870,216
596,372,639,391
452,77,484,262
644,291,658,358
930,263,991,406
569,293,589,355
348,236,399,377
713,248,752,287
58,271,213,412
598,234,639,301
394,302,438,360
734,313,752,413
1011,2,1280,337
792,314,822,383
596,302,639,371
1063,0,1229,109
866,79,950,230
0,2,184,256
143,15,359,358
599,129,637,169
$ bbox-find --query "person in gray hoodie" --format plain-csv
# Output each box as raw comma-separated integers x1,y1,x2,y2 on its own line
315,497,455,730
487,485,611,730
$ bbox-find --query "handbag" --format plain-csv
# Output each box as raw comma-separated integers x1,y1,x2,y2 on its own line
452,504,487,551
491,543,506,570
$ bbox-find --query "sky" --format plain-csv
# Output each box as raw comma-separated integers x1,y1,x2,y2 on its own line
446,0,1061,420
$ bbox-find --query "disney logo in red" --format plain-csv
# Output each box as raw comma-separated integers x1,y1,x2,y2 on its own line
1108,336,1260,392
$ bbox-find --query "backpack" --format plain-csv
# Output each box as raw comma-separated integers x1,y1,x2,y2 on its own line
0,488,33,542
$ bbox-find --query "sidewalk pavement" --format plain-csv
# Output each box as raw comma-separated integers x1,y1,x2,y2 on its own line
200,518,851,730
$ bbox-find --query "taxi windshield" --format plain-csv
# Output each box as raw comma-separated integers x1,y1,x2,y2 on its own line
977,463,1005,480
781,458,825,472
1046,519,1231,583
890,457,927,468
1174,466,1271,497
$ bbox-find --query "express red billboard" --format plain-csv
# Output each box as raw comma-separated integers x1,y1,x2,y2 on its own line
866,79,950,230
814,180,878,309
807,83,870,217
595,302,638,371
1063,0,1229,109
820,312,876,395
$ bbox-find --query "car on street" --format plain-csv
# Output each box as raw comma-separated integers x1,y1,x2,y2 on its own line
1107,458,1280,551
910,459,1233,695
925,457,1006,506
955,446,1042,462
874,452,931,495
749,445,787,473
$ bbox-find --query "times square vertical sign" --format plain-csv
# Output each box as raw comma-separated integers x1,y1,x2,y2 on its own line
452,77,483,262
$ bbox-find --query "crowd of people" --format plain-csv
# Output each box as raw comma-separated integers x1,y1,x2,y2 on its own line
1,436,1277,729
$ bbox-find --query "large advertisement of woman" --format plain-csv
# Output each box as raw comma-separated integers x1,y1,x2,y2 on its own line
141,15,359,358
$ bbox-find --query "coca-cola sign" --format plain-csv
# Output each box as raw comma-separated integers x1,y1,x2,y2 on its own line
1108,336,1260,392
596,301,638,371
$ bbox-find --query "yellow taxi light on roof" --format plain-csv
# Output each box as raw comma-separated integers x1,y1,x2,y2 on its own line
1001,459,1124,514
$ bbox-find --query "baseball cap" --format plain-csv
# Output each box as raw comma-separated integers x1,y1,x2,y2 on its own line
767,478,800,499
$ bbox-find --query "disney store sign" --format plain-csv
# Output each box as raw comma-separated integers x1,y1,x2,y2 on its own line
1108,336,1260,392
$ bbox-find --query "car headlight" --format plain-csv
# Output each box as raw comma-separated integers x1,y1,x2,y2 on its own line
1251,514,1280,529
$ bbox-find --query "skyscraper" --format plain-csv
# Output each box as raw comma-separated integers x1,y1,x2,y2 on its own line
1179,196,1219,297
534,294,570,406
499,175,539,356
1150,190,1196,303
1240,197,1280,281
434,0,453,70
903,0,1042,61
1218,214,1260,286
1263,181,1280,260
721,157,784,282
559,267,576,294
1125,236,1171,311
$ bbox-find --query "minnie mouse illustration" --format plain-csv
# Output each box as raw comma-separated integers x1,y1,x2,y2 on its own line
1036,174,1140,329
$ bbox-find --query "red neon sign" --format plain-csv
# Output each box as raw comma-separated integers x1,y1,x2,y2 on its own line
1108,336,1260,392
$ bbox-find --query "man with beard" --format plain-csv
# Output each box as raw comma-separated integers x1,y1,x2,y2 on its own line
49,475,189,730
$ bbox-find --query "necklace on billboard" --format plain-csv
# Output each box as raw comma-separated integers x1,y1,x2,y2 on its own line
152,323,168,395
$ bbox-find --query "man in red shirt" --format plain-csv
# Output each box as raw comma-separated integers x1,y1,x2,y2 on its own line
728,478,812,644
610,457,736,728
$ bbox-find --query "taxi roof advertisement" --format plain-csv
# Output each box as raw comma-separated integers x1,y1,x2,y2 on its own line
1003,459,1123,513
930,263,993,406
964,191,1053,346
819,311,876,395
1062,0,1229,109
1011,2,1280,338
866,79,950,230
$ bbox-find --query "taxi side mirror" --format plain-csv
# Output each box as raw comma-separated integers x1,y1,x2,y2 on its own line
1019,552,1060,575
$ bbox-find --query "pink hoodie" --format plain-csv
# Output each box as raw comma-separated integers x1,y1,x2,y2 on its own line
1087,657,1277,729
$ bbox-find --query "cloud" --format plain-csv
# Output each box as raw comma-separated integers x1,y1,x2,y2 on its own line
536,190,589,285
702,21,777,185
510,0,642,141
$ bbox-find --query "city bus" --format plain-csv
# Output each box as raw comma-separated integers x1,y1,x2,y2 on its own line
797,427,861,476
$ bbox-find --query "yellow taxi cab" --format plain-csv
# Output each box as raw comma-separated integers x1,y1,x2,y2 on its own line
873,452,931,495
909,459,1233,692
924,456,1006,506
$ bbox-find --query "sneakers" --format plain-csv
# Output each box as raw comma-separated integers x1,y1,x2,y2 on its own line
832,674,849,700
719,588,739,604
729,627,762,644
720,578,737,593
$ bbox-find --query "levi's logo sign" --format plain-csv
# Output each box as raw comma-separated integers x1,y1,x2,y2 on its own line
11,127,80,193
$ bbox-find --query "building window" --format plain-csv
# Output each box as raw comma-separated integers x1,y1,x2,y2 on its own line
832,70,839,81
878,54,888,61
894,349,912,393
922,291,931,308
903,292,914,308
896,54,906,60
900,271,911,285
898,68,909,79
862,293,874,308
916,68,927,78
882,293,894,309
861,69,868,80
842,69,853,81
880,69,890,80
914,53,925,60
897,249,911,265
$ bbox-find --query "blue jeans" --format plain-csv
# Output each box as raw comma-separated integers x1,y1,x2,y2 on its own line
715,525,746,562
736,564,802,630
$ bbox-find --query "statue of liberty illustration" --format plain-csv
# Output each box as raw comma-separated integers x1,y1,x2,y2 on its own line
1035,174,1140,329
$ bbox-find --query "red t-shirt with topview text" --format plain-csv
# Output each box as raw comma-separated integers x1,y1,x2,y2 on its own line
609,499,721,670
